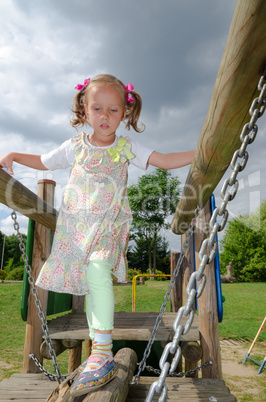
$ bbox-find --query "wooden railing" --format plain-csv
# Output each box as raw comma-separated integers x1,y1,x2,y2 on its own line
0,168,58,230
171,0,266,234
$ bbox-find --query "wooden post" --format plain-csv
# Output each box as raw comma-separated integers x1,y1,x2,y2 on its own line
40,339,82,360
181,232,195,309
23,180,56,373
180,341,203,364
68,295,85,373
181,231,198,376
40,340,67,359
194,200,222,378
171,0,266,234
170,252,183,374
170,252,182,312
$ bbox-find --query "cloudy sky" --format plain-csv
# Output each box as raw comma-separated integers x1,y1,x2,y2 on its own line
0,0,265,250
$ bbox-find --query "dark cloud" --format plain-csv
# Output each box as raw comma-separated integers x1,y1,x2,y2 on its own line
2,0,266,240
11,0,236,116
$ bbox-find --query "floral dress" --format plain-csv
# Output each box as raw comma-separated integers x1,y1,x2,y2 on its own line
36,133,134,295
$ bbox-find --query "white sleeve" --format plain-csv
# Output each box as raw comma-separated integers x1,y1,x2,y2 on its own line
41,139,75,170
130,138,154,171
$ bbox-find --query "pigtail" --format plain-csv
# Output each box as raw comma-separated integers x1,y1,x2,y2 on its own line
70,87,88,129
124,91,145,133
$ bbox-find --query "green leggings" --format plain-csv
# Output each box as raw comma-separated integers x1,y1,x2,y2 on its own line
85,260,114,339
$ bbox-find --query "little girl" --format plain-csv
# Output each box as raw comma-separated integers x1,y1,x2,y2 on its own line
0,74,195,397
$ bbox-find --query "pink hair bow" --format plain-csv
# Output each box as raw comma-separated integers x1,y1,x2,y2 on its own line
124,83,134,103
75,78,90,91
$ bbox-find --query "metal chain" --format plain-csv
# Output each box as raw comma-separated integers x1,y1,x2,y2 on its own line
145,359,212,378
132,206,200,385
29,354,68,382
11,211,65,383
145,68,266,402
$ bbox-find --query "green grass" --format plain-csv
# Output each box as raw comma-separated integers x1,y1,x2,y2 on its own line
219,282,266,339
114,280,171,312
0,283,25,379
0,281,265,389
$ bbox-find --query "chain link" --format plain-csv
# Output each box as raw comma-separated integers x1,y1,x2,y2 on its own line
145,359,212,378
11,212,65,383
145,67,266,402
29,354,68,381
132,207,200,385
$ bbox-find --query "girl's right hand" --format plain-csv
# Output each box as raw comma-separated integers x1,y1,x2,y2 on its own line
0,152,14,175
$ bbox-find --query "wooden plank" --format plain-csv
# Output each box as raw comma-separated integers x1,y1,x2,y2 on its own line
171,0,266,234
0,169,58,230
127,377,236,401
46,312,200,342
170,252,182,313
0,374,236,401
0,374,57,401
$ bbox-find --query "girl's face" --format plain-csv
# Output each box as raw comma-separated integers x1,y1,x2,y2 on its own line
84,84,126,144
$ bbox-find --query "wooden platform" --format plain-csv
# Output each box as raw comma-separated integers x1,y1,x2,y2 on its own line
0,374,236,401
47,311,200,342
128,377,237,401
0,374,57,401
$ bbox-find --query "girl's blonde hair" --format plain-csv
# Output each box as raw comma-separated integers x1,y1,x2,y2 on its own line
71,74,145,133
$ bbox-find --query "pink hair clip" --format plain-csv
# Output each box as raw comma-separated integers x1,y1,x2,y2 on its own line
75,78,90,91
124,83,134,103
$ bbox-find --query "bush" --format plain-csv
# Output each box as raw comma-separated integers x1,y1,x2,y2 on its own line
4,258,14,274
6,266,24,281
220,217,266,282
145,269,169,280
127,268,143,281
156,270,169,280
242,249,266,282
0,270,7,280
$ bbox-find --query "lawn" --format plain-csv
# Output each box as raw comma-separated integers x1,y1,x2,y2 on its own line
219,282,266,339
0,281,265,393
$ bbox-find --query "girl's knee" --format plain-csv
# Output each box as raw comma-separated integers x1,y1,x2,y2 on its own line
86,260,113,285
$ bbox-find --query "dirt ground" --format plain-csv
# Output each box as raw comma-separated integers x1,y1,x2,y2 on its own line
220,339,265,401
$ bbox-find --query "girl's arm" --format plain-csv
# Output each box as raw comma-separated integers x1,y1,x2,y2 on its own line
148,150,195,170
0,152,48,175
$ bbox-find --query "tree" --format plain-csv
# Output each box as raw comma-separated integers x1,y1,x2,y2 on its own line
128,168,180,275
0,231,26,274
219,216,266,282
127,233,171,274
5,234,24,270
247,199,266,247
0,231,5,270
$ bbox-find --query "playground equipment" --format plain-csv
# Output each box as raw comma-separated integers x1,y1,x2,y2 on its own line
210,194,223,323
242,316,266,375
0,0,266,400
